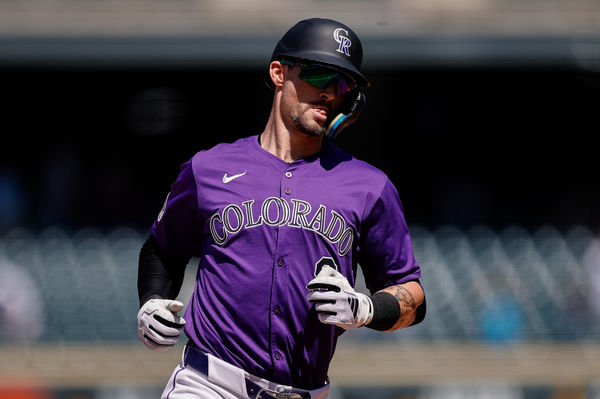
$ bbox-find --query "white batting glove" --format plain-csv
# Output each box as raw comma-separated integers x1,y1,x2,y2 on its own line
137,299,186,351
306,265,373,329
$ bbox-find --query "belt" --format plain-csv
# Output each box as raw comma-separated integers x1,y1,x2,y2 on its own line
184,344,311,399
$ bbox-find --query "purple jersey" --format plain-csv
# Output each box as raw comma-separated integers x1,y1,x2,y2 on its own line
152,135,421,389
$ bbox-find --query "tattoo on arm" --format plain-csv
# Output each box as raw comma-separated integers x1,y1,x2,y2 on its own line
391,286,416,311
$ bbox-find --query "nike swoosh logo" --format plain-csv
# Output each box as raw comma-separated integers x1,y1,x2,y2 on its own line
222,171,247,184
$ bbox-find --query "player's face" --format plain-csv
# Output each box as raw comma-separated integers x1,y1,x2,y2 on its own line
281,65,347,137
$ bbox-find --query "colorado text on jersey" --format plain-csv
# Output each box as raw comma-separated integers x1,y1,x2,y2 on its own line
208,197,354,256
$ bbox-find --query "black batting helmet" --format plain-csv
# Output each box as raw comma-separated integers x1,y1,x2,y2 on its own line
271,18,370,88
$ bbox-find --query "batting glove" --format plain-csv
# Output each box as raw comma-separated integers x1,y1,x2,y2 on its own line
137,298,186,351
306,265,373,329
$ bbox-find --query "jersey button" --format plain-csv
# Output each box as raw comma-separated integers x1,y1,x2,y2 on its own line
277,258,284,267
284,188,292,195
274,352,281,361
285,171,293,178
273,305,281,315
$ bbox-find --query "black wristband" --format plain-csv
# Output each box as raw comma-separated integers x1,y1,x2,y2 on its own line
366,292,401,331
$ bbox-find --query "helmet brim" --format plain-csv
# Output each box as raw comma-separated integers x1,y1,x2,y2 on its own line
273,51,370,89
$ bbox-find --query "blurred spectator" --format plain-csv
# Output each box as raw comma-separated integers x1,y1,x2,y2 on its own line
0,257,44,342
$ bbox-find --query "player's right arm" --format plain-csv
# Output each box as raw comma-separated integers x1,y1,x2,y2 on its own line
137,234,190,351
136,157,201,351
137,234,189,307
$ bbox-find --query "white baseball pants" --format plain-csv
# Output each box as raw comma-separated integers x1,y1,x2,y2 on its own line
161,346,330,399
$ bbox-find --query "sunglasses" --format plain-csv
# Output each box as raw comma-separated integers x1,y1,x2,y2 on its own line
280,59,358,95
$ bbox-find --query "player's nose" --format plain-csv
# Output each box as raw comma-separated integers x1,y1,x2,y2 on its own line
319,82,337,101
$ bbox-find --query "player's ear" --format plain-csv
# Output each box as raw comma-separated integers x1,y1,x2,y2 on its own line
269,61,285,89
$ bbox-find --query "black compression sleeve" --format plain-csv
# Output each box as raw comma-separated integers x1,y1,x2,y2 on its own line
137,234,190,307
366,292,401,331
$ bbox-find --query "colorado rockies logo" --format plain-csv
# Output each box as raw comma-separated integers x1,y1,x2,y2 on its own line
333,28,352,56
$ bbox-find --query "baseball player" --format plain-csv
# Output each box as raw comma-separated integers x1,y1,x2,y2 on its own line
137,17,426,399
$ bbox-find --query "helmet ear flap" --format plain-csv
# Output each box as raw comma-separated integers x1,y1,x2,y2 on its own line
326,91,366,140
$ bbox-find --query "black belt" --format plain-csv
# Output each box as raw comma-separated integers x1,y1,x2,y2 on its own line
184,344,311,399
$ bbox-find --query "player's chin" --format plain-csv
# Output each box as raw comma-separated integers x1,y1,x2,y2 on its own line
304,116,329,137
302,125,326,137
292,114,327,137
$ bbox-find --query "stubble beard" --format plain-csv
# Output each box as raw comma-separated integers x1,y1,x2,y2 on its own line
290,107,327,137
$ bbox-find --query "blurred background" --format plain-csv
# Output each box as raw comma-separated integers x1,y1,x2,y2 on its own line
1,1,600,398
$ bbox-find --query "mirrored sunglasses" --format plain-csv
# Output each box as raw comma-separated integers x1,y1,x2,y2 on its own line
280,59,358,95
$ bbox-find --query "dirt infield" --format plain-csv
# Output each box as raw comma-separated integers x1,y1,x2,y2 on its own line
1,342,598,389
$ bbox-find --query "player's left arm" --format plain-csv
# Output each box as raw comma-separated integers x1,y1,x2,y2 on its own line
375,280,425,331
308,178,426,331
307,266,426,331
